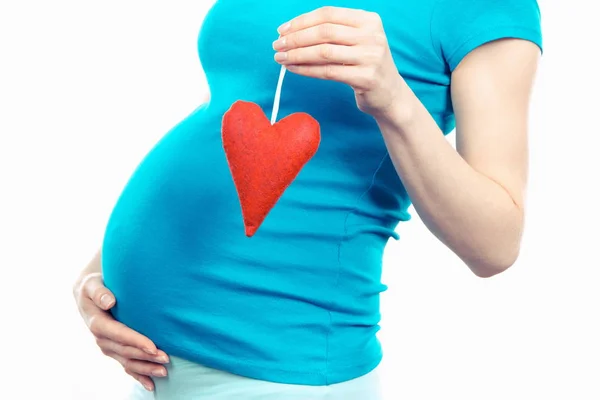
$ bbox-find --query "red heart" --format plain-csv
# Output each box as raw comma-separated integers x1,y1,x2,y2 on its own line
222,100,320,237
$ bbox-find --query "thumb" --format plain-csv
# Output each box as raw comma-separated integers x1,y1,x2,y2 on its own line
82,272,116,310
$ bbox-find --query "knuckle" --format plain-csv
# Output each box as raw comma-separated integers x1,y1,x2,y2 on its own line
368,11,383,25
367,71,378,87
122,346,137,359
286,50,297,63
123,359,135,372
373,33,387,48
366,73,378,89
287,32,299,48
360,69,378,89
319,23,334,40
324,64,336,79
91,288,104,305
319,44,334,60
321,6,335,19
371,45,387,62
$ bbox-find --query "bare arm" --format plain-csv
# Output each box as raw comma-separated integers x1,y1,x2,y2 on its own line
269,6,541,276
376,39,540,277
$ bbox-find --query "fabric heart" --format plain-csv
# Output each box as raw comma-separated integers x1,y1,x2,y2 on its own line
222,100,320,237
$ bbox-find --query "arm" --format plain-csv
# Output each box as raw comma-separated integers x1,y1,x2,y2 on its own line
376,39,540,277
273,4,542,276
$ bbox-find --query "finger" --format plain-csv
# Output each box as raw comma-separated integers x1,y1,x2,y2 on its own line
276,44,364,66
81,272,116,310
86,308,158,355
111,352,168,378
279,6,368,33
274,24,361,51
97,338,170,364
285,64,370,89
127,371,155,392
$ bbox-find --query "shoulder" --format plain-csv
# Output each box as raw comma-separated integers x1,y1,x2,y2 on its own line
430,0,542,71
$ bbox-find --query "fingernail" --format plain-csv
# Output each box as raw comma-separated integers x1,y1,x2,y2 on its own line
143,382,153,391
156,354,169,363
144,347,157,355
100,294,114,308
153,368,167,377
274,52,287,62
277,22,290,34
272,37,286,50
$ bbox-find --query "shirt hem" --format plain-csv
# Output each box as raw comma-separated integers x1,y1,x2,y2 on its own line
159,342,383,386
447,25,543,71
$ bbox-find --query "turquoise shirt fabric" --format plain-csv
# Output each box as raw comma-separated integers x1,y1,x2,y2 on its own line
102,0,542,386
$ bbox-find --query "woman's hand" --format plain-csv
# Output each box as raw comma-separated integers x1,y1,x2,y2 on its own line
73,272,169,392
273,6,407,119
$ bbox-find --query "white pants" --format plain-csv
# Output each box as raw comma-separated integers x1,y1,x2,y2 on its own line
128,356,384,400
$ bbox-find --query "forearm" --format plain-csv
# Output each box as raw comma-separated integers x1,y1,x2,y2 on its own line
375,93,524,277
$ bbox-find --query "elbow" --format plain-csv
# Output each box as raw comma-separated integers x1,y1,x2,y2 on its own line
463,214,524,278
464,244,521,278
470,262,514,278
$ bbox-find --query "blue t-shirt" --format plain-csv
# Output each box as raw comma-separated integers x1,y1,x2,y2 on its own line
102,0,542,386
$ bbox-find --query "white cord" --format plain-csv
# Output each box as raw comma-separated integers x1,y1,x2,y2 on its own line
270,65,287,125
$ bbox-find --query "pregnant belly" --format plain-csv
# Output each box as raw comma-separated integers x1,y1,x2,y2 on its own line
99,103,343,367
102,104,240,264
100,103,248,331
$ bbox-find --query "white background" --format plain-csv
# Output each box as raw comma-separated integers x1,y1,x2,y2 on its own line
1,0,599,399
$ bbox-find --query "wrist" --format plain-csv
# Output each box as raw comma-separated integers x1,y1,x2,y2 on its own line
372,83,421,135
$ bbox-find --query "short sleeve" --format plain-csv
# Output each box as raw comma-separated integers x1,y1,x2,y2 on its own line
431,0,543,71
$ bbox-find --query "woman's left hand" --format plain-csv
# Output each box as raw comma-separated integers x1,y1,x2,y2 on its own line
273,6,406,118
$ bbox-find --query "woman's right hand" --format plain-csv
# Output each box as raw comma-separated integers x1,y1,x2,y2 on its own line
73,272,169,392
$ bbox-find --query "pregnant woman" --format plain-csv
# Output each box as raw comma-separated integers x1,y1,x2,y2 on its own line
73,0,542,398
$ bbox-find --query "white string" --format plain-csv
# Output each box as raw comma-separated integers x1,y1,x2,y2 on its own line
270,65,287,125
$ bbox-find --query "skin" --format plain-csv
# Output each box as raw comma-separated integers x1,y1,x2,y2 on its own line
273,6,540,277
73,6,541,391
73,250,168,391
